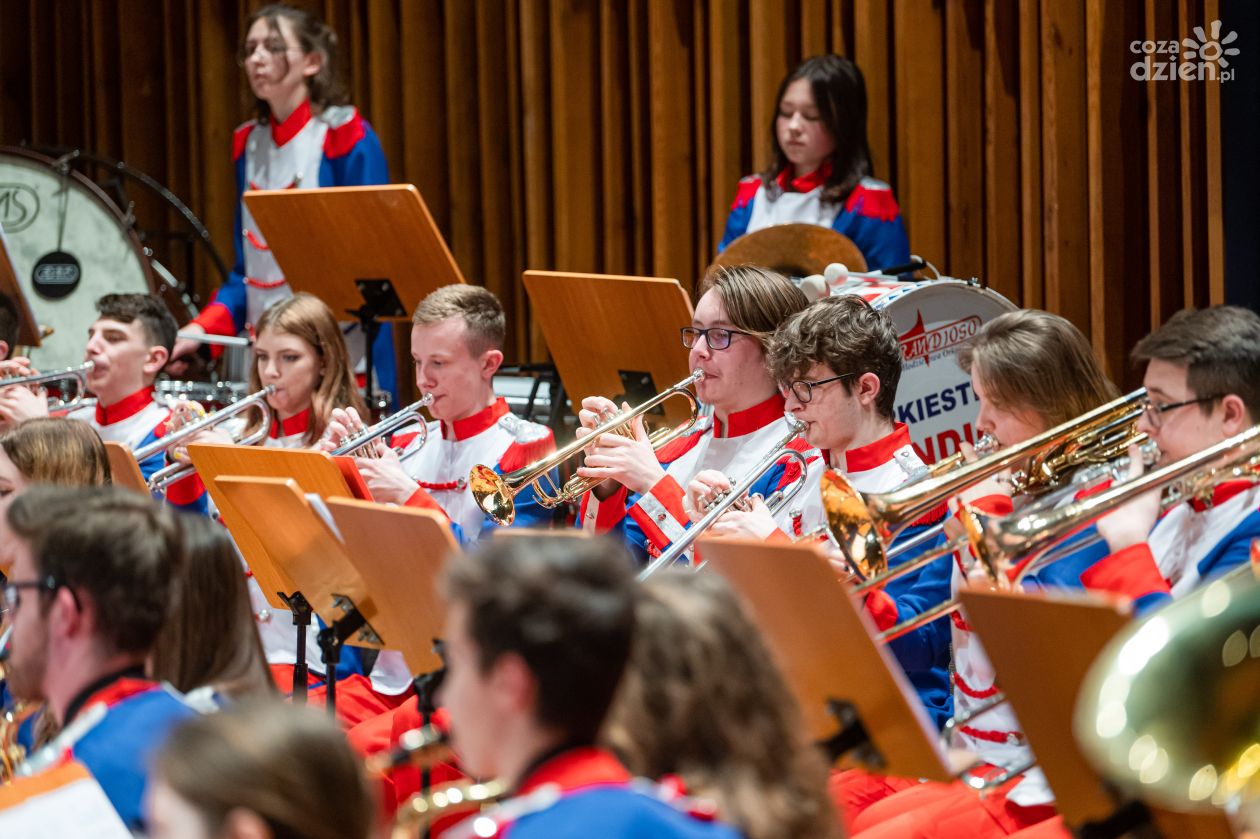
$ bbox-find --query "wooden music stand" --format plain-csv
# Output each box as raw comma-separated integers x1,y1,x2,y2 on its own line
103,441,148,493
959,588,1235,838
326,498,457,676
703,537,955,782
522,270,696,429
0,228,41,348
245,185,464,406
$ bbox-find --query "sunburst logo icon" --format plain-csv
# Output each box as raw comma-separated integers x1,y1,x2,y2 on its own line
1182,20,1240,68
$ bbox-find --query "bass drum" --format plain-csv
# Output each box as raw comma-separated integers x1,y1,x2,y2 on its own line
837,278,1017,466
0,147,154,370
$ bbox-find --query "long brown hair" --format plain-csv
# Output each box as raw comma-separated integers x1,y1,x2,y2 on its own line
150,514,274,702
0,418,111,486
603,572,839,839
245,3,348,121
958,309,1119,429
154,701,375,839
245,292,367,446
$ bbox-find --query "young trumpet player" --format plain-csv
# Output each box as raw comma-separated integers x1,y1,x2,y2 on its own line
575,265,817,562
321,284,556,542
1,294,208,514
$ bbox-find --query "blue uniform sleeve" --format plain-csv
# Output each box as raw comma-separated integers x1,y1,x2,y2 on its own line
834,212,911,273
879,523,954,674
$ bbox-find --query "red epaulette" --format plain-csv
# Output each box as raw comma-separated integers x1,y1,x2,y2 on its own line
499,431,556,474
232,121,256,162
323,109,367,159
730,175,761,210
650,427,706,465
843,180,901,222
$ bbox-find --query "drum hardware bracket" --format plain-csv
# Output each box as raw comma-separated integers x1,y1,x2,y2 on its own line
817,698,886,770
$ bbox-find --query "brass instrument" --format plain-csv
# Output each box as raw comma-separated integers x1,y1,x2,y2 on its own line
0,627,34,785
138,385,276,492
1075,561,1260,815
959,422,1260,586
638,420,811,580
470,370,705,526
365,724,450,774
392,779,507,839
0,361,94,410
332,393,434,459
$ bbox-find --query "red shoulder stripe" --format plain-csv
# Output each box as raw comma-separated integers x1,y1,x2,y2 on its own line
498,431,556,474
652,428,706,465
232,121,255,162
324,110,367,159
844,182,901,222
731,176,762,210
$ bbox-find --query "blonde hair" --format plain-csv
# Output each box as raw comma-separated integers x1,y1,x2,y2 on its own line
958,309,1119,429
0,418,111,486
604,572,837,839
245,293,368,446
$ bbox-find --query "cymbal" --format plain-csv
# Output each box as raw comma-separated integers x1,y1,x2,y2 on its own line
710,223,868,277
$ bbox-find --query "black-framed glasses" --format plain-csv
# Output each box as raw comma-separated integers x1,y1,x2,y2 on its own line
237,39,299,67
783,373,857,403
1142,394,1222,429
1,577,58,613
680,326,751,351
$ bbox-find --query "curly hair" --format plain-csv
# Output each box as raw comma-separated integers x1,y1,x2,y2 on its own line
767,295,902,420
603,572,838,839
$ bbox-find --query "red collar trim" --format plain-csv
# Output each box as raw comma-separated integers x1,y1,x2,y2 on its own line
845,423,911,473
713,392,786,438
442,398,509,441
84,678,159,711
776,160,832,194
1188,478,1258,512
270,99,312,147
95,387,155,425
517,747,630,796
269,407,312,439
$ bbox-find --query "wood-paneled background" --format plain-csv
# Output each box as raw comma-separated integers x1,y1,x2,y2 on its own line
0,0,1226,384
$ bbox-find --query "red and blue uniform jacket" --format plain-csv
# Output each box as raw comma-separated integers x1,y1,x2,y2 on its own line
447,746,744,839
191,99,396,400
826,424,954,730
717,165,911,272
578,393,819,566
18,670,197,833
66,386,208,515
1074,480,1260,614
392,398,557,545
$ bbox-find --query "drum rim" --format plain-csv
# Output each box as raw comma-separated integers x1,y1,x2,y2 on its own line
0,145,157,294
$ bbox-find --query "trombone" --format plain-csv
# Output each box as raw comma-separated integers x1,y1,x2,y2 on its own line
0,361,94,411
638,420,811,580
470,370,705,526
139,385,276,492
331,393,434,459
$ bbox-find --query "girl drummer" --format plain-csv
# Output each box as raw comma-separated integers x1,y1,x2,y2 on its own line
718,54,910,272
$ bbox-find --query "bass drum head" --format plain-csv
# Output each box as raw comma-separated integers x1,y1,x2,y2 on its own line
851,280,1017,466
0,147,154,370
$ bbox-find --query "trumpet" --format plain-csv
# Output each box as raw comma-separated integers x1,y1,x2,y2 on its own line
332,393,434,459
470,370,705,526
638,420,811,580
0,361,94,410
138,385,276,492
392,779,507,839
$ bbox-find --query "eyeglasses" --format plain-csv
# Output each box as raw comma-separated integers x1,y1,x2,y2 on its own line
237,39,301,67
1142,394,1222,429
783,373,856,404
680,327,751,351
1,577,57,613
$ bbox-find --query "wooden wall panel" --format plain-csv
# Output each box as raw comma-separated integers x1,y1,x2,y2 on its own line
0,0,1228,384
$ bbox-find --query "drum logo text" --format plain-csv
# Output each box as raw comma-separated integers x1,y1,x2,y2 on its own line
0,184,39,233
898,311,982,366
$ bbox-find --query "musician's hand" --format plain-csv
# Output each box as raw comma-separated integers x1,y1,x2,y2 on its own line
170,324,206,364
318,407,380,454
353,445,418,505
0,384,49,430
706,495,780,541
576,404,665,496
0,358,35,378
576,396,621,434
684,471,730,522
1095,443,1159,552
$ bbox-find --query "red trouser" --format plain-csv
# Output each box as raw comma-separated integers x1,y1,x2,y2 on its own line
829,769,923,831
852,767,1056,839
